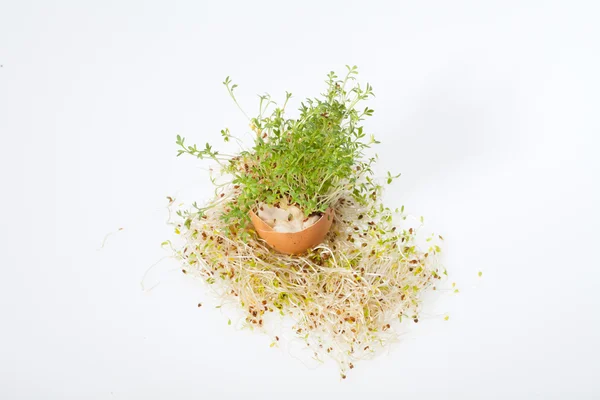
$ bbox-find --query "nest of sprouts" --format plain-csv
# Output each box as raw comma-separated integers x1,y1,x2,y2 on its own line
171,180,445,378
166,67,447,378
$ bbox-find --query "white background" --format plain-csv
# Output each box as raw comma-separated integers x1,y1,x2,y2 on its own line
1,1,599,398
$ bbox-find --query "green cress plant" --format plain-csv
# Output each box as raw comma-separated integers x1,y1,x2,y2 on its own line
176,66,399,232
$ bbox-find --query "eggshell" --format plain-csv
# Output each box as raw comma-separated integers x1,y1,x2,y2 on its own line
249,208,335,255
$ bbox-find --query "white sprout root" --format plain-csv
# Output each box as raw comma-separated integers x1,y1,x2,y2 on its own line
171,185,445,378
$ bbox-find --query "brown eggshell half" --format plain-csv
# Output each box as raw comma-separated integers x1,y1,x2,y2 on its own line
249,208,335,255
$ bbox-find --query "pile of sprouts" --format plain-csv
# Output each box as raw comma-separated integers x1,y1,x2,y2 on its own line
169,67,446,378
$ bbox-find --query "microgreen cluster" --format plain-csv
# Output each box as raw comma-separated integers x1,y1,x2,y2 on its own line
176,66,399,232
171,67,445,377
